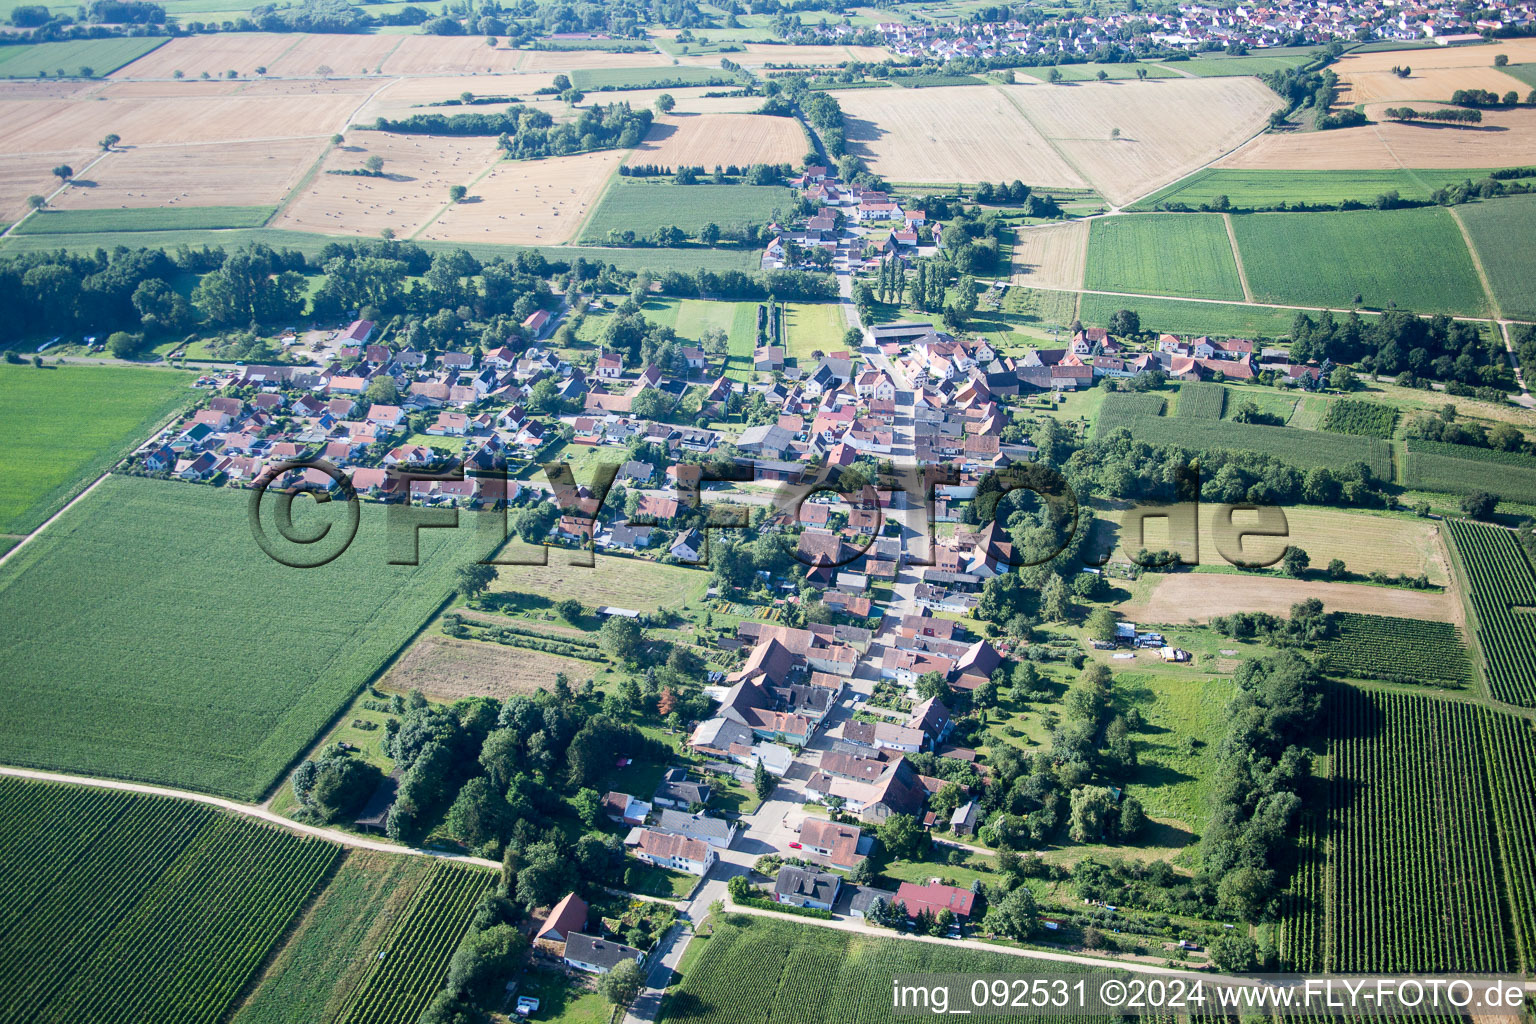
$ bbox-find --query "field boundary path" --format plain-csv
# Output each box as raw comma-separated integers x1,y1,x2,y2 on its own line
1222,212,1255,302
0,472,111,571
1447,205,1503,321
0,764,504,869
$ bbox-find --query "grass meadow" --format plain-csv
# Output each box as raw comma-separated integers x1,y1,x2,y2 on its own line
1017,61,1178,81
1084,213,1246,301
1230,207,1490,316
1454,194,1536,320
1077,291,1305,338
570,66,738,90
782,302,851,364
1131,168,1532,211
579,180,795,242
15,206,276,235
0,475,504,799
0,37,165,77
0,363,195,535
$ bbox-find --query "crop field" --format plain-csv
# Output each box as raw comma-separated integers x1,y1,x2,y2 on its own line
626,114,807,171
783,302,851,363
273,133,503,241
1131,167,1522,211
0,38,166,78
1017,61,1178,81
1174,382,1226,419
664,915,1094,1024
1000,77,1282,205
1230,208,1489,315
234,851,433,1024
1077,292,1304,338
1220,105,1536,170
0,364,194,536
0,778,338,1024
1010,219,1087,290
571,66,737,91
1403,438,1536,506
0,476,504,799
1447,519,1536,708
419,149,624,246
1455,195,1536,320
1320,398,1398,437
1337,65,1529,106
1096,398,1393,474
15,205,275,234
1103,504,1450,585
110,34,323,79
1084,214,1245,301
0,147,96,225
579,179,794,241
1323,688,1535,973
832,85,1086,187
1314,613,1472,686
47,137,326,215
334,862,492,1024
1170,53,1318,77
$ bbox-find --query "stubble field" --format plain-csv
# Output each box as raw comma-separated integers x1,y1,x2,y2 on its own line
1120,573,1462,625
419,148,623,247
1221,105,1536,169
48,137,326,212
1010,218,1088,290
625,113,807,169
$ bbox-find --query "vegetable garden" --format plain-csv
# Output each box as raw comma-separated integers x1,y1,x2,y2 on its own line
0,778,337,1024
1446,519,1536,707
1312,613,1472,687
336,861,492,1024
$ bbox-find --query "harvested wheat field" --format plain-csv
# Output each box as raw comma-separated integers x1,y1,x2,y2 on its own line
0,90,360,151
95,79,244,99
0,149,95,222
1003,78,1282,205
1222,104,1536,169
378,36,537,76
0,79,97,100
1118,573,1461,626
1011,219,1088,289
51,137,326,210
110,33,306,79
260,33,402,77
1337,65,1530,106
833,84,1085,186
352,73,561,123
1337,38,1536,74
379,633,585,700
274,133,503,239
420,148,623,245
626,113,806,169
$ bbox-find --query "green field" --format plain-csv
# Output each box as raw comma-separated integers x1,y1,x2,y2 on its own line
782,302,850,364
1448,519,1536,707
1455,194,1536,320
1084,213,1245,301
580,180,794,241
1174,382,1226,419
1096,394,1393,476
1313,613,1472,686
0,475,504,799
1018,61,1178,81
0,226,763,273
1404,439,1536,507
1133,168,1531,211
0,37,165,78
0,363,195,535
571,66,738,90
1166,53,1317,76
662,914,1092,1024
1230,207,1489,316
15,206,276,235
0,777,338,1024
1077,291,1306,338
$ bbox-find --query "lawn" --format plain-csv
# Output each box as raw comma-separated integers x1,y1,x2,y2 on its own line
0,37,165,77
1131,168,1532,212
14,206,276,235
1083,213,1246,301
1077,292,1304,339
571,66,739,91
486,553,712,617
232,851,432,1024
579,180,796,242
782,302,850,365
1454,193,1536,320
1167,53,1317,76
1230,207,1490,316
515,970,614,1024
0,363,195,535
0,475,505,799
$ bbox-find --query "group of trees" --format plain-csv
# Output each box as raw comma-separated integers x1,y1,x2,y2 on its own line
1382,106,1482,124
1405,402,1531,455
367,102,654,160
1288,308,1509,389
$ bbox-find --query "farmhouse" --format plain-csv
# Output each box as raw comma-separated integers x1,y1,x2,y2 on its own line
624,827,717,875
564,933,645,975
